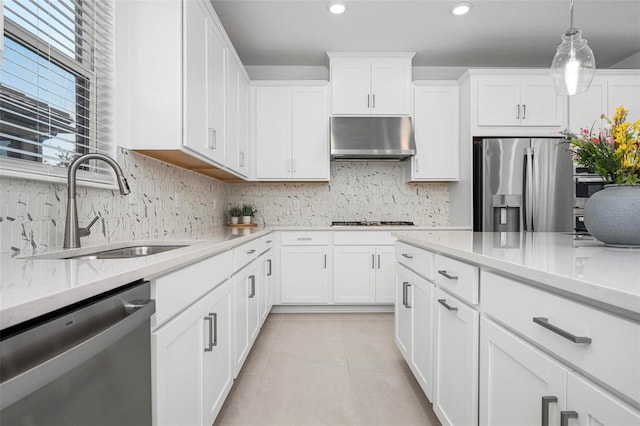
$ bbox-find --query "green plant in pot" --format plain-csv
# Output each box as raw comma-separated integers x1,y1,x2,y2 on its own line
241,204,257,224
227,205,242,225
565,105,639,246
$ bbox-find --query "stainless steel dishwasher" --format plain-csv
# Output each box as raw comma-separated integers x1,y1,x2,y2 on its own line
0,280,155,426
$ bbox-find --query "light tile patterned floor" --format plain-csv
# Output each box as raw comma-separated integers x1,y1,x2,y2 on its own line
213,313,441,426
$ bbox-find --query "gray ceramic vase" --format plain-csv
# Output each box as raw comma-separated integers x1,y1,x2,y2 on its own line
584,184,640,247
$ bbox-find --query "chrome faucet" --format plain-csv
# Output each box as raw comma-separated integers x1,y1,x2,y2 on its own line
64,153,131,248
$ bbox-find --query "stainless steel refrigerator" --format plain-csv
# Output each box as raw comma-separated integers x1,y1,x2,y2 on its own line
473,138,573,232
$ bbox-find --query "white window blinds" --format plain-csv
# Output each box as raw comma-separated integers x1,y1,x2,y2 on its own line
0,0,116,186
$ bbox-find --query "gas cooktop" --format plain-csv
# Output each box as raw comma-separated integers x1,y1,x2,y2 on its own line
331,221,415,227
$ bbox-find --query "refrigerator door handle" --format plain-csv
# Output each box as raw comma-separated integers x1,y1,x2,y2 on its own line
524,147,534,231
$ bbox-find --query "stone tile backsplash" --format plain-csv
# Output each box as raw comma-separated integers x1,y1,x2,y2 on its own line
227,162,449,226
0,148,227,254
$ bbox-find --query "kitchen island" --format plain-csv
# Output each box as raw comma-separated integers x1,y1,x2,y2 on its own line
391,230,639,426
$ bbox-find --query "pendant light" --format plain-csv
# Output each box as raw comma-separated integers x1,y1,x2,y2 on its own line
550,0,595,96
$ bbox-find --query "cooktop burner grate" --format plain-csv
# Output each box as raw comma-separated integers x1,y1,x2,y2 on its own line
331,221,415,226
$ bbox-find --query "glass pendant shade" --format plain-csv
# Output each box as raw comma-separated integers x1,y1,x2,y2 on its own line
551,29,596,96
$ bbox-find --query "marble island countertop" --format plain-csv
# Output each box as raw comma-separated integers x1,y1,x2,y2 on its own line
392,231,640,320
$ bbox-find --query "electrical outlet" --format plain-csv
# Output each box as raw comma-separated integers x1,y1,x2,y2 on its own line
293,199,300,210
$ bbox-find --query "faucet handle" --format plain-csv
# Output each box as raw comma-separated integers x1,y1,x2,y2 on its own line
79,216,100,237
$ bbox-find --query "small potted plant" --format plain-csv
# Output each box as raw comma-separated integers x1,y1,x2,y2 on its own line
241,203,257,224
227,205,242,225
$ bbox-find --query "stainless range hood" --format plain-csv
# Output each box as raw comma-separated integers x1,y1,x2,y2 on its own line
330,116,416,161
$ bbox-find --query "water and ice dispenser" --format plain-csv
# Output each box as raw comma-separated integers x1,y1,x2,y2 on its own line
492,194,521,232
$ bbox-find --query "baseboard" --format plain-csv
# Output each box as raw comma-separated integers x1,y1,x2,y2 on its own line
270,304,394,314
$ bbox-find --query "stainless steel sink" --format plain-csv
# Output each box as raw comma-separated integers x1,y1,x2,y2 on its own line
63,245,188,259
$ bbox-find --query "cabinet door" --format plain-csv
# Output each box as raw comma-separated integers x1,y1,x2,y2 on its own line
566,373,640,426
569,77,607,133
202,282,233,426
477,77,521,126
225,58,240,172
520,77,565,126
182,0,208,159
411,277,434,400
153,295,206,425
412,85,459,181
246,263,260,344
433,287,479,426
370,60,412,115
238,75,249,176
608,76,640,119
234,272,249,375
395,265,413,362
255,88,291,179
374,246,396,303
331,60,371,115
260,254,274,322
280,246,329,303
333,246,376,303
291,87,329,180
480,317,567,426
205,14,226,164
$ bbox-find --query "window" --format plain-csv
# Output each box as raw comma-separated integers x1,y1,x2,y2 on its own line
0,0,116,186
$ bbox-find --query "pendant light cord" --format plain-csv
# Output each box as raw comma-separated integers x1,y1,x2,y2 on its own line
569,0,574,29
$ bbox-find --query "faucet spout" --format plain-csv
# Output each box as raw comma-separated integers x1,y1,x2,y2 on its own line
64,153,130,248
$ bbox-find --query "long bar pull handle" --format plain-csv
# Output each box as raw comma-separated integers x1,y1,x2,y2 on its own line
533,317,592,344
438,299,458,312
372,254,375,269
367,94,370,108
438,270,459,280
542,396,558,426
247,249,256,254
377,254,381,269
522,104,526,119
517,104,521,119
324,254,327,269
267,259,272,276
204,315,214,352
404,282,412,308
525,147,534,231
249,275,256,298
297,237,312,241
208,128,217,149
560,411,578,426
401,253,413,259
373,94,376,108
402,282,408,307
211,312,218,347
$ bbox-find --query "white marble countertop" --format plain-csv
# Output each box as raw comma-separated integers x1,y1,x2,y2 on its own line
392,231,640,320
0,226,271,330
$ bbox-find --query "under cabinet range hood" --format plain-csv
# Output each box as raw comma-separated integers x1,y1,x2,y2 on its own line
330,116,416,161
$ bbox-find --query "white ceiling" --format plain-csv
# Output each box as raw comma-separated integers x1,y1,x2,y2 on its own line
210,0,640,69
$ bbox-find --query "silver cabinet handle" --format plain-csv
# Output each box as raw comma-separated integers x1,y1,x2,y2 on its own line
372,94,376,108
438,270,459,280
533,317,592,344
208,128,217,149
372,254,375,269
267,259,272,276
324,254,327,269
266,240,273,244
438,299,458,312
297,237,312,241
402,282,412,308
522,104,526,119
560,411,578,426
247,249,256,254
249,275,256,298
542,396,557,426
204,313,215,351
401,253,413,259
377,254,381,269
367,94,370,108
516,104,521,119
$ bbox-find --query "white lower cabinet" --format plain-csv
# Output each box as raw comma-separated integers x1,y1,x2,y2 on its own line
433,287,479,426
395,264,435,399
234,260,260,375
280,246,330,304
153,280,233,426
480,317,567,426
333,245,395,303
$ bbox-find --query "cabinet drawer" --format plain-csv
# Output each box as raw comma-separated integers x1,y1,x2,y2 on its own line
152,250,233,328
395,242,434,281
434,254,479,305
233,238,261,270
333,231,395,245
280,231,330,246
482,270,640,404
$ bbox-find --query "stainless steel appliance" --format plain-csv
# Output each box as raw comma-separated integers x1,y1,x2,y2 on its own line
473,138,573,232
330,116,416,161
0,280,155,426
331,220,415,226
573,166,605,233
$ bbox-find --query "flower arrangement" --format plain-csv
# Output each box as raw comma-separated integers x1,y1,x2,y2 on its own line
565,106,640,185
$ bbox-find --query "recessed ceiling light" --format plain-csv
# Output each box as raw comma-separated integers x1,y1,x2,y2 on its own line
329,3,346,14
451,2,472,16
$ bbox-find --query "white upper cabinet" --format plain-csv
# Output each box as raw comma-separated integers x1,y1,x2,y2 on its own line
568,76,608,133
608,74,640,119
329,53,414,115
225,57,250,176
410,83,459,182
254,83,329,181
115,0,249,181
476,75,565,127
